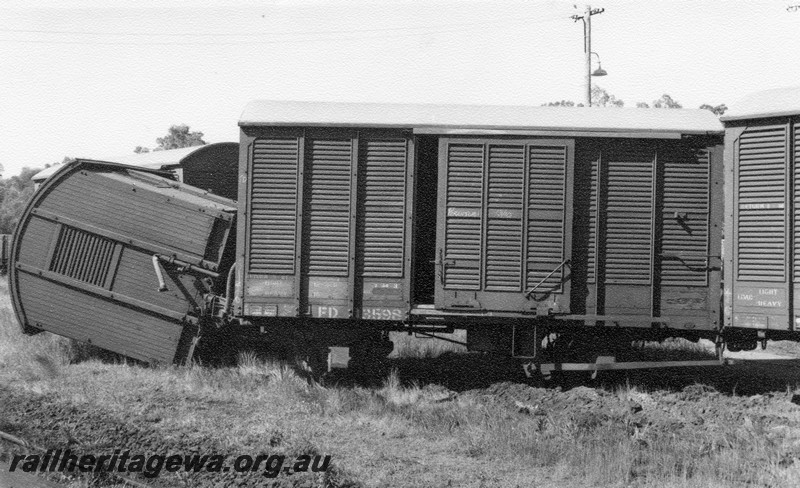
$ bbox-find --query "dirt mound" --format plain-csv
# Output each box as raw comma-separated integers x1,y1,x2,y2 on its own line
0,390,348,488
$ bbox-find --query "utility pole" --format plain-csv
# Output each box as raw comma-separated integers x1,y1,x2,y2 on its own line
571,5,604,106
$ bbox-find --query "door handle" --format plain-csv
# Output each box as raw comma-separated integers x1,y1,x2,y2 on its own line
431,249,455,285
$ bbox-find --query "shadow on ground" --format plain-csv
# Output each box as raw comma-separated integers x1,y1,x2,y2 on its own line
328,351,800,397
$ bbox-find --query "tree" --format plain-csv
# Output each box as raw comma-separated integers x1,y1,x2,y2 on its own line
155,124,206,150
636,102,650,108
652,94,682,109
592,86,624,107
542,86,623,108
134,124,206,153
542,100,577,107
699,103,728,116
0,167,43,234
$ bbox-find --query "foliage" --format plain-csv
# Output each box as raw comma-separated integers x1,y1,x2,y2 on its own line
546,90,727,115
652,94,683,109
543,100,578,107
134,125,206,153
156,124,206,150
0,167,43,234
700,103,728,115
591,85,625,107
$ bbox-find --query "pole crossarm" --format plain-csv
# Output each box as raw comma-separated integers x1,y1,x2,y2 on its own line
571,5,604,106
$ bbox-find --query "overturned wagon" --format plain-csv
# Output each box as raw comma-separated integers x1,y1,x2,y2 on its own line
10,161,236,363
11,101,726,373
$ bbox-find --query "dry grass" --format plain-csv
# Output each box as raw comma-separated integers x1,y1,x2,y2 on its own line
0,280,74,382
3,289,800,487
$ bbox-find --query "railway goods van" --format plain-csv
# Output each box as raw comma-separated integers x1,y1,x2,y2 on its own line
722,87,800,351
10,101,727,373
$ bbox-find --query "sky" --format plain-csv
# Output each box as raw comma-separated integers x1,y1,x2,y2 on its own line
0,0,798,177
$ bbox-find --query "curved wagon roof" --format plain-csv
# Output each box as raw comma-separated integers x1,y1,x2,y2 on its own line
32,142,238,182
240,100,723,138
721,86,800,122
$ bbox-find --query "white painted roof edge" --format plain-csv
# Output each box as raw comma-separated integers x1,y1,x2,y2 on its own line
721,86,800,122
240,100,723,134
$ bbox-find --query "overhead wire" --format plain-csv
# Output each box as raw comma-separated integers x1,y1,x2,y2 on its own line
0,14,566,46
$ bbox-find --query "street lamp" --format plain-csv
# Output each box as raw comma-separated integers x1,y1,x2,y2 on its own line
591,52,607,77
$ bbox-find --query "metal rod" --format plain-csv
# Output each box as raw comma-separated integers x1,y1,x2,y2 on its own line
224,262,236,316
155,254,220,279
413,330,469,348
152,254,167,292
524,259,570,298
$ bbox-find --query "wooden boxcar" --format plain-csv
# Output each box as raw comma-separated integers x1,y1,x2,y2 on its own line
11,101,727,371
722,86,800,350
235,101,724,361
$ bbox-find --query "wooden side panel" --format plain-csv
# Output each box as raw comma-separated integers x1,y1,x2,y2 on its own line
17,274,184,363
602,142,655,315
357,135,412,320
242,135,302,317
526,145,569,294
442,142,484,291
240,129,414,321
657,144,718,330
731,123,791,330
485,145,525,291
736,125,787,281
303,133,355,319
37,171,218,262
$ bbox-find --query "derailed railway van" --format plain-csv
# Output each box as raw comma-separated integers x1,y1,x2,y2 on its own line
11,101,726,372
722,87,800,350
234,102,725,366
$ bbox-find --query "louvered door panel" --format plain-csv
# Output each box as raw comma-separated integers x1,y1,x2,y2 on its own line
359,139,407,278
443,143,484,290
249,138,300,274
604,149,654,284
793,123,800,281
660,149,710,286
587,155,599,283
436,138,573,313
737,125,786,281
526,145,568,291
307,138,353,276
485,145,524,291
